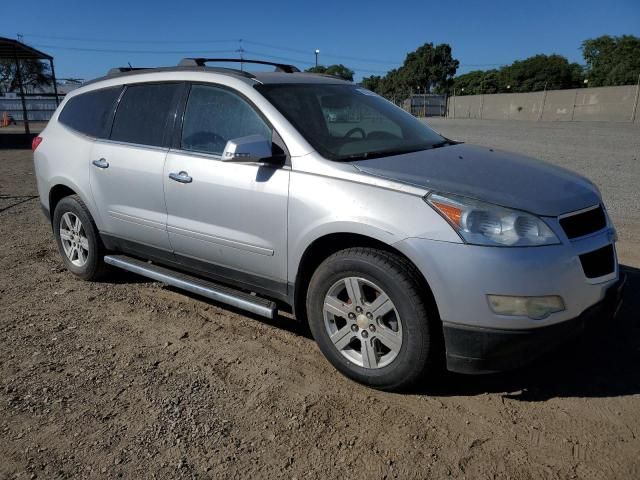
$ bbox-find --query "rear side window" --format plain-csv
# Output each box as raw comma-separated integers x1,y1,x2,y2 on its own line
58,86,121,138
111,83,181,147
181,85,271,156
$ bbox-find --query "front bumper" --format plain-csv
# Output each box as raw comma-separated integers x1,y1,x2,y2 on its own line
444,274,625,374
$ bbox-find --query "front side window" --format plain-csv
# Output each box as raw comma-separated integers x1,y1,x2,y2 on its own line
256,84,445,161
111,83,181,147
58,86,121,138
181,85,272,156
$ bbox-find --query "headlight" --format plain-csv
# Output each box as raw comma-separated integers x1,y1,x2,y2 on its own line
426,193,559,247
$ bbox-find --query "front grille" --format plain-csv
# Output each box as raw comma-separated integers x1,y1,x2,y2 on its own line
560,205,606,239
579,244,615,279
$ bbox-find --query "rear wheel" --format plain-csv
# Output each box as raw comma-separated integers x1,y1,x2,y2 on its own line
306,247,438,390
53,195,108,281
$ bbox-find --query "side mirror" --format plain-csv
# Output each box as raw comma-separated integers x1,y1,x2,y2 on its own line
221,135,280,164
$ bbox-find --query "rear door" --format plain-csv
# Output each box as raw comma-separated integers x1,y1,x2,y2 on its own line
89,82,183,251
163,83,290,296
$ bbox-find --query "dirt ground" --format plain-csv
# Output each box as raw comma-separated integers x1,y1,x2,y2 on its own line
1,120,639,479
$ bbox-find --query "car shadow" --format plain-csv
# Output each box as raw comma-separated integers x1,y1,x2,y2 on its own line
419,264,640,400
102,262,639,400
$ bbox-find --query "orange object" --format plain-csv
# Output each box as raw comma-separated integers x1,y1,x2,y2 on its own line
431,201,463,227
1,111,8,128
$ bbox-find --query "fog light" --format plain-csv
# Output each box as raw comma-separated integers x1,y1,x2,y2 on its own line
487,295,565,320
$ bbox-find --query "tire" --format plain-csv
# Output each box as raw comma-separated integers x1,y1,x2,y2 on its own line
52,195,108,281
306,247,439,391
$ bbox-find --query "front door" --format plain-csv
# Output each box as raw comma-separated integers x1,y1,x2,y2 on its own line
163,84,289,295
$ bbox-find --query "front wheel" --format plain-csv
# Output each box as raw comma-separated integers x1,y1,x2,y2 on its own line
306,248,439,391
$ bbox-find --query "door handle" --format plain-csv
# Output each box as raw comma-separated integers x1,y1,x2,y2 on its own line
92,158,109,169
169,171,193,184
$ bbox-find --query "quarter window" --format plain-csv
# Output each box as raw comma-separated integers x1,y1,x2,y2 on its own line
111,83,181,147
58,86,121,138
181,85,271,156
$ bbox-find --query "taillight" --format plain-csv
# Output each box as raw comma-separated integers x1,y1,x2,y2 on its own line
32,136,43,152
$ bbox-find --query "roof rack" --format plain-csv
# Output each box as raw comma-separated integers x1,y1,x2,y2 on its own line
107,67,153,76
179,58,300,73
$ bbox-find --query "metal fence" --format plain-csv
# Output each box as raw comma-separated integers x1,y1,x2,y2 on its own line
0,96,60,122
403,94,448,117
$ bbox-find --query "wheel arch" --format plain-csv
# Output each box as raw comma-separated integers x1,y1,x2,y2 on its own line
292,232,441,329
47,178,102,230
49,184,77,223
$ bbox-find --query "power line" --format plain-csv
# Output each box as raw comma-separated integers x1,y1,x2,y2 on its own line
242,39,401,65
31,43,238,55
22,33,403,65
24,33,509,68
242,49,392,74
26,35,509,76
20,33,236,45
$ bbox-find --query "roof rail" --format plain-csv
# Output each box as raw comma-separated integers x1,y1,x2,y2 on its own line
107,67,153,76
179,58,300,73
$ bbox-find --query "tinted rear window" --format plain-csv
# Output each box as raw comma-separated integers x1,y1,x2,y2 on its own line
58,86,121,138
111,83,181,147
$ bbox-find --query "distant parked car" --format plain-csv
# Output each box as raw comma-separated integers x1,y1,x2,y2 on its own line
32,58,625,390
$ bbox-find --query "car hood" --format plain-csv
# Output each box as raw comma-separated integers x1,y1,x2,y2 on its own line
352,143,600,216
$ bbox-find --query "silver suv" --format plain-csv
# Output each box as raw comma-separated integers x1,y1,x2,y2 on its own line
33,58,624,390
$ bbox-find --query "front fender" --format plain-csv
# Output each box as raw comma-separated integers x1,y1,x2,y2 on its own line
287,170,460,281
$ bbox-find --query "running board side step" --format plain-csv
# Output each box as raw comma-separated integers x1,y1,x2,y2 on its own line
104,254,277,319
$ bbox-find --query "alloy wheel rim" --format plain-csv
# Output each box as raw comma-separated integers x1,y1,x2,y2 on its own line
322,276,403,369
59,212,89,267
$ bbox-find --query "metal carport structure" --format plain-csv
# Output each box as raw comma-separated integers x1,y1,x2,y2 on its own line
0,37,59,135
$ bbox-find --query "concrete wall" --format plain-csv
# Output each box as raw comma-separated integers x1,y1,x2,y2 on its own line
448,85,640,123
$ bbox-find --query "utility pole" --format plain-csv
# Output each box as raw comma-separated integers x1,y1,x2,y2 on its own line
452,87,456,118
423,88,426,118
237,39,245,71
538,81,547,121
479,80,484,119
570,88,579,121
631,73,640,123
49,59,60,107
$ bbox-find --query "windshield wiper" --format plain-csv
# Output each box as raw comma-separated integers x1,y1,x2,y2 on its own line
341,140,460,162
430,139,459,149
343,147,426,162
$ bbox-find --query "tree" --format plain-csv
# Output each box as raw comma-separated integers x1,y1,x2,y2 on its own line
399,43,459,94
305,64,354,82
361,43,459,100
582,35,640,86
452,54,583,94
0,59,52,94
505,54,582,92
360,75,382,92
451,70,480,95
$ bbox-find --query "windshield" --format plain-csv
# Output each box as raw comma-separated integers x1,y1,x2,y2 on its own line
255,84,446,161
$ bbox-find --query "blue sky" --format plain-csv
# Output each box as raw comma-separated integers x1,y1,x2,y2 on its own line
3,0,639,82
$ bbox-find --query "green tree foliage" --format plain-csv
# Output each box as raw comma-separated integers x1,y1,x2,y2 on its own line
452,55,583,95
507,55,583,92
0,59,51,94
305,64,355,82
400,43,459,94
581,35,640,86
361,43,459,99
360,75,382,92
